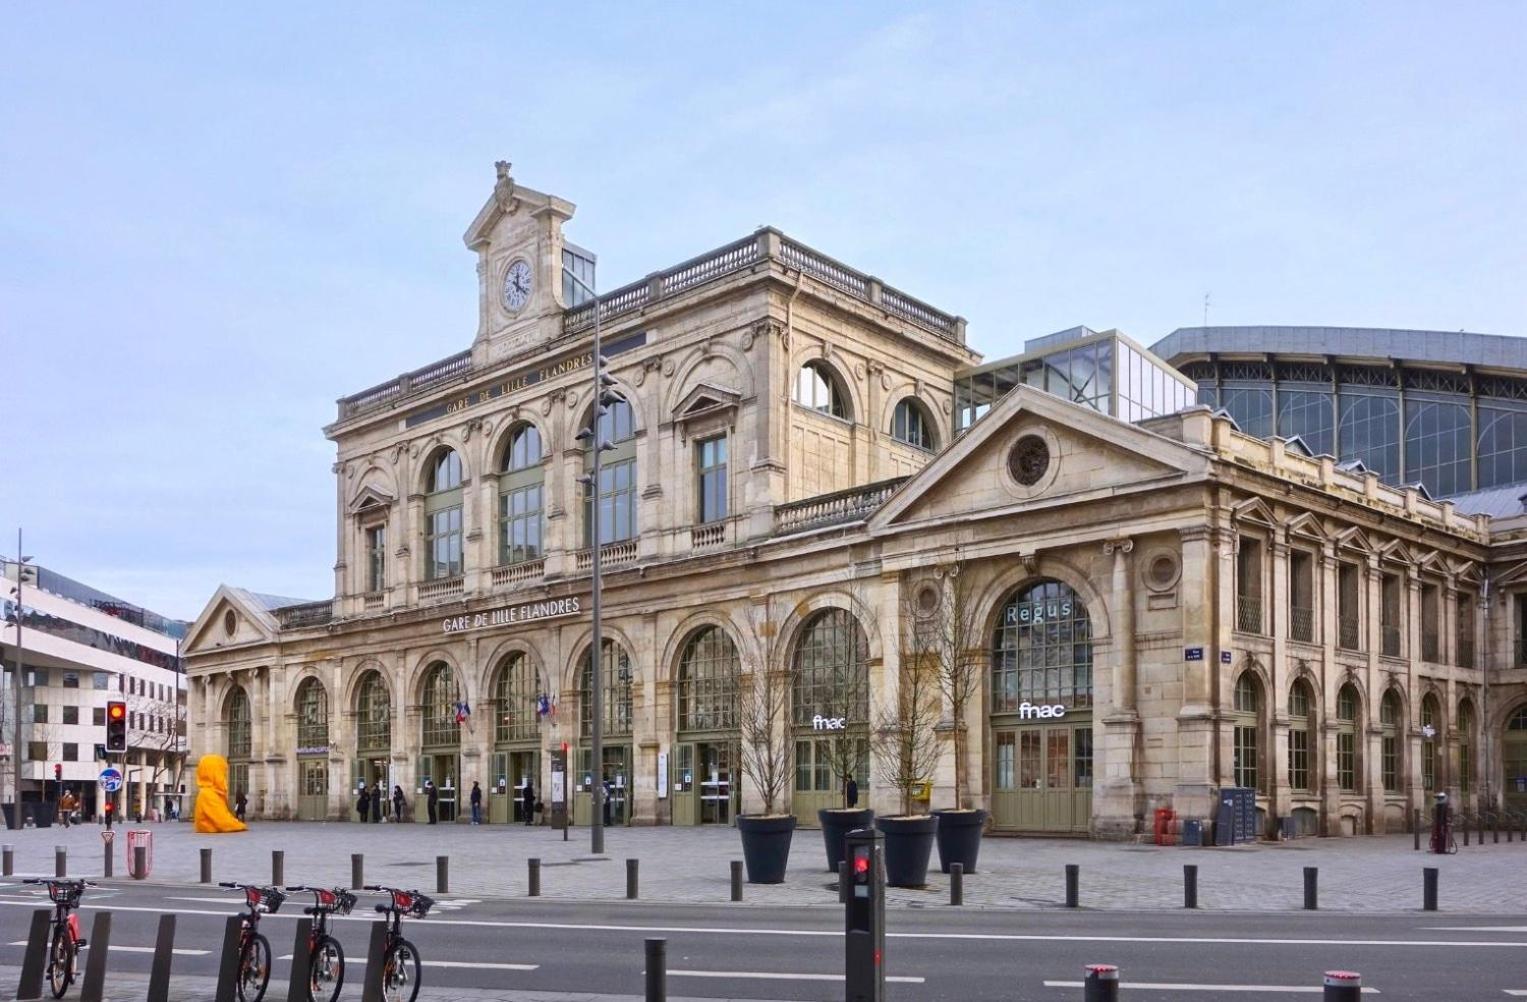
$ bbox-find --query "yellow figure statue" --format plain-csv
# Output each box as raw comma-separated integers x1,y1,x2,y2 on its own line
193,754,247,833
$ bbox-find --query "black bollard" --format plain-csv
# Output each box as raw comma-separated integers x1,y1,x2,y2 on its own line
1510,818,1515,843
360,919,389,1002
102,838,112,879
838,860,850,904
1477,812,1485,845
200,847,212,884
1423,866,1438,911
645,937,667,1002
436,854,449,894
1184,864,1198,909
528,857,541,897
1464,820,1470,847
951,862,964,906
213,914,243,1002
352,852,364,890
16,909,51,1000
730,860,743,902
272,850,284,887
147,914,176,1002
2,844,12,877
1413,808,1420,851
134,844,147,880
78,911,112,1002
1323,970,1361,1000
1304,866,1318,910
1065,864,1079,908
1083,963,1119,1001
627,858,639,900
55,845,66,878
286,917,312,1002
1493,814,1500,844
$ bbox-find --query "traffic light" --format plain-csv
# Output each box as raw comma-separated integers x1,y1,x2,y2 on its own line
53,763,61,782
105,700,127,752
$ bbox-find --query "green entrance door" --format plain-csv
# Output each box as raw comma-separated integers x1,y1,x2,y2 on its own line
1505,706,1527,813
228,761,250,815
574,746,630,826
416,753,460,823
511,750,540,823
671,744,696,826
698,742,735,824
296,758,328,820
991,721,1092,832
792,736,867,825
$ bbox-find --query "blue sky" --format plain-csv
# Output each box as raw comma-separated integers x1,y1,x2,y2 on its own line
2,3,1523,620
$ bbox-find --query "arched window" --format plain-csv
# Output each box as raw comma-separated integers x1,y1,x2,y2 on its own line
584,397,638,545
1457,699,1475,794
225,686,251,758
355,671,391,753
890,397,936,451
1288,679,1314,790
295,677,329,750
420,662,461,747
1421,694,1441,791
1380,690,1402,792
791,609,869,727
677,627,740,732
794,360,848,419
493,651,540,743
991,580,1093,711
1232,672,1262,792
499,423,544,566
580,640,633,738
424,449,464,580
1336,684,1361,792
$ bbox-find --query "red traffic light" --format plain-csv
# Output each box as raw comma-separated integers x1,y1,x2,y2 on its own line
853,852,871,876
53,764,61,781
103,801,114,814
108,703,125,720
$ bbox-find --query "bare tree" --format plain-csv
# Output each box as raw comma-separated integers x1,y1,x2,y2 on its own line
908,562,985,808
129,682,188,814
874,635,943,817
736,668,792,815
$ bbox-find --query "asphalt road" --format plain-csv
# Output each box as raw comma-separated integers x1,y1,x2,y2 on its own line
1,880,1525,1000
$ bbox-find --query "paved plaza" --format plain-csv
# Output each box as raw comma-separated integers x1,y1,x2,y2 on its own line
6,820,1525,913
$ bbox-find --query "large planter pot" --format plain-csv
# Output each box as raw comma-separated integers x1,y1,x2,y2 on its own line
818,807,875,873
31,802,56,829
934,808,988,874
1,804,18,831
876,815,938,888
737,814,796,884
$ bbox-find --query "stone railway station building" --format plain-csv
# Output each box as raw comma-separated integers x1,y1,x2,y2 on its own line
184,168,1527,837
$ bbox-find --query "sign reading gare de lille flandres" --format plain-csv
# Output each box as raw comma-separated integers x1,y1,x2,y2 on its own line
441,597,583,634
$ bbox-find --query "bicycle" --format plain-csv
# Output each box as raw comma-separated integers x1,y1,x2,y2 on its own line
218,882,286,1002
22,878,94,998
364,885,435,1002
285,885,356,1002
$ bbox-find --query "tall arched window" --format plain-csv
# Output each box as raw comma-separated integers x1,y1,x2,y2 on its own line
225,686,251,758
1336,684,1361,792
584,397,637,545
1380,690,1402,792
1421,693,1441,791
1232,672,1263,791
295,677,329,750
580,640,633,738
424,449,464,580
794,360,848,419
355,671,391,753
1288,679,1314,790
890,397,936,451
677,627,740,732
991,580,1093,711
493,652,540,743
791,609,869,727
499,424,544,566
420,662,461,747
1457,699,1475,794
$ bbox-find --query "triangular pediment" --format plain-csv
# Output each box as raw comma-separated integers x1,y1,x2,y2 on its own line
182,586,289,655
869,385,1211,530
673,382,742,420
348,484,396,516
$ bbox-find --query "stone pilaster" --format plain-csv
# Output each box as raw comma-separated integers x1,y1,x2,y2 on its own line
1096,537,1140,836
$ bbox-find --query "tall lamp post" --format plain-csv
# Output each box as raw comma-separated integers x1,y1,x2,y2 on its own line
6,530,35,829
563,257,615,855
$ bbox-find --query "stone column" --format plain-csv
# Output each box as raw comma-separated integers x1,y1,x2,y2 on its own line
1270,531,1290,825
867,572,901,819
404,494,424,604
1318,543,1339,835
1097,538,1139,836
1174,525,1219,822
1363,554,1382,833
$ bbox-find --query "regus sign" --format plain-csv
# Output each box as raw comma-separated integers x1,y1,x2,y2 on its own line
811,715,847,731
1016,701,1067,720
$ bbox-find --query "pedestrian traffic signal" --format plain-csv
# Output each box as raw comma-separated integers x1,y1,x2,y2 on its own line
105,701,127,752
53,763,61,782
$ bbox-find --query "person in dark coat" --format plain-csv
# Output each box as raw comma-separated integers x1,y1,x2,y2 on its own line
602,778,614,826
392,785,406,822
235,788,248,821
469,781,483,825
371,780,383,822
521,781,536,826
357,785,371,822
845,775,859,809
425,779,439,824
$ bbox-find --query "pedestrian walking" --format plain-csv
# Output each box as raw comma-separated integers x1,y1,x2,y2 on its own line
357,785,371,823
602,777,614,826
392,784,406,823
845,774,859,809
371,780,383,823
426,779,439,825
470,781,483,825
235,788,248,822
522,780,536,826
58,790,75,828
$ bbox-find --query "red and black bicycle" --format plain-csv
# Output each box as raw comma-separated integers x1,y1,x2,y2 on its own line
284,885,356,1002
22,878,94,998
218,882,286,1002
363,885,434,1002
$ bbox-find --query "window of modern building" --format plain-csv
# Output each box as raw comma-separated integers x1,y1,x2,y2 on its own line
584,396,638,545
424,449,464,581
62,671,78,688
1338,563,1362,651
890,398,936,451
1235,537,1264,634
794,360,848,419
32,703,47,724
62,743,77,762
499,422,544,566
62,706,78,725
1478,405,1527,489
1336,684,1360,791
420,662,461,747
25,741,46,762
1420,694,1440,792
1289,550,1316,643
92,707,104,726
1277,388,1336,458
365,525,387,592
991,580,1094,709
1288,679,1313,790
677,626,740,732
295,677,329,750
28,667,48,687
493,651,540,743
1338,391,1400,483
1421,584,1440,661
1404,398,1471,497
1232,671,1262,792
1458,699,1475,794
1219,386,1274,439
1456,593,1476,668
1380,573,1402,657
695,436,728,524
91,672,108,691
580,640,633,738
1380,690,1401,793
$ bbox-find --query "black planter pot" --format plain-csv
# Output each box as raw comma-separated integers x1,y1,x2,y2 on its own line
818,807,875,873
737,814,796,884
31,802,55,829
933,808,987,874
875,815,938,888
0,804,17,831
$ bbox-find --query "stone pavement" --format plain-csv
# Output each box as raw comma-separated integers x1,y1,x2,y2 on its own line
7,819,1527,912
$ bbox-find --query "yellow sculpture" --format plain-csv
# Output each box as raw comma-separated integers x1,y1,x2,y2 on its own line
193,755,247,833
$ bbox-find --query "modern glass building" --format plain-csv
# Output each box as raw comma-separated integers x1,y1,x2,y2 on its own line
1152,326,1527,499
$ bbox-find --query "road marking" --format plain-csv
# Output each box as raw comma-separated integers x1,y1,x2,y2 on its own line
668,970,924,984
1421,926,1527,932
1045,981,1378,994
276,955,536,971
165,896,246,904
6,941,207,956
1502,992,1527,997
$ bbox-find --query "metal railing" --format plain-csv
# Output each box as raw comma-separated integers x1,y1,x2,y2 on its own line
1421,630,1440,663
1235,595,1263,635
1338,615,1362,651
775,477,908,533
1289,606,1316,643
1381,624,1402,658
275,601,334,630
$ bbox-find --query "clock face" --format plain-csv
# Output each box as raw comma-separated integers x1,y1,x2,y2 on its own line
502,259,533,312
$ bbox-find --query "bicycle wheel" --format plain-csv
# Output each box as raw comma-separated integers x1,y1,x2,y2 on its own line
236,932,272,1002
47,929,71,999
381,938,422,1002
309,933,345,1002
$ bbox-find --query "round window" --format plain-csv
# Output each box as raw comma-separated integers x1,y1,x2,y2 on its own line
223,610,237,638
1147,554,1179,590
1008,435,1051,486
915,584,941,617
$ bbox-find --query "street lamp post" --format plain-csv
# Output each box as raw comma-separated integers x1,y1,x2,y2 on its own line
563,259,612,855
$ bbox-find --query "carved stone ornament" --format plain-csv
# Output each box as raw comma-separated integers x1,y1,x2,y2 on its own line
633,367,646,387
855,362,866,380
662,358,675,377
881,371,892,391
540,397,554,416
493,160,518,215
1008,435,1051,486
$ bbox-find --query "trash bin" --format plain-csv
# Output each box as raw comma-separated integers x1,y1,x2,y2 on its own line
1181,819,1203,847
126,829,153,879
1154,807,1176,846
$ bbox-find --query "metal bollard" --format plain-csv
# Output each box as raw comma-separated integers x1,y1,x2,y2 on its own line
16,909,51,1000
838,860,850,904
627,858,639,899
1464,820,1470,847
1323,970,1361,1000
645,937,667,1002
2,844,11,877
103,839,112,879
730,860,743,902
286,917,312,1002
1065,863,1079,908
1510,819,1515,844
272,850,284,887
134,845,147,881
950,862,964,906
78,911,112,1002
436,854,449,894
1184,864,1198,909
360,919,389,1002
1412,808,1420,851
1083,963,1119,1001
1477,812,1485,845
200,847,212,884
352,852,364,890
55,846,66,878
528,857,541,897
1493,814,1500,844
1304,866,1318,910
213,914,243,1002
1423,866,1438,911
147,914,176,1002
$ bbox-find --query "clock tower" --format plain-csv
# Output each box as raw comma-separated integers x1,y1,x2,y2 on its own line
463,161,577,367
